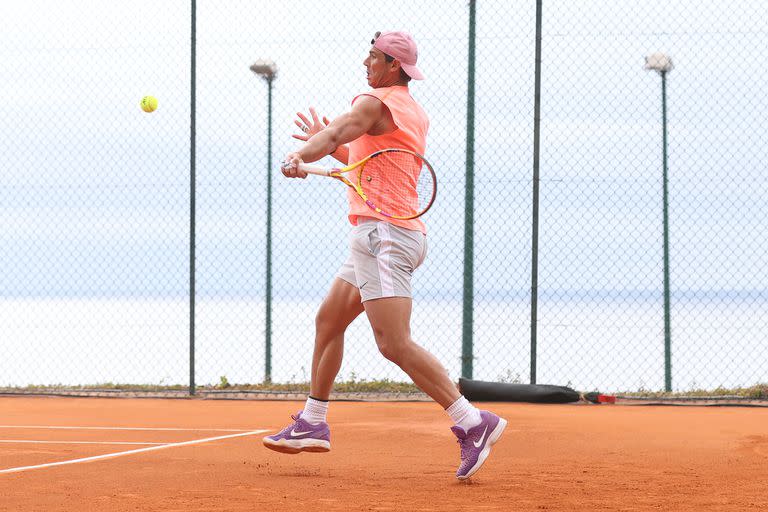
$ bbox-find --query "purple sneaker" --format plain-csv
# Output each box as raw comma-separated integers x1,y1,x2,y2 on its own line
451,410,507,480
262,411,331,454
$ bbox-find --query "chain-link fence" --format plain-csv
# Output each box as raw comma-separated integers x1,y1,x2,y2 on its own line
1,1,765,394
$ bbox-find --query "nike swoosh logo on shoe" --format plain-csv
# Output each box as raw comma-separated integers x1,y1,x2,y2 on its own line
291,429,314,437
473,426,489,448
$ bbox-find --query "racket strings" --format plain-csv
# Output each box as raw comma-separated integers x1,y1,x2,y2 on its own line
360,152,433,219
414,163,435,212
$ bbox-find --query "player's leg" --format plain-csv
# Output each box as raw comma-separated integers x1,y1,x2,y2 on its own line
364,297,507,479
263,275,363,454
363,296,459,407
310,277,365,400
355,220,463,408
358,220,507,479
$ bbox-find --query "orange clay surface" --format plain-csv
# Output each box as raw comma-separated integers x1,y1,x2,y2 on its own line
0,396,766,511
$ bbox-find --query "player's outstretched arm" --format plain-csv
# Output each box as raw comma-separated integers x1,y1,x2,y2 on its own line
292,107,349,165
295,96,382,164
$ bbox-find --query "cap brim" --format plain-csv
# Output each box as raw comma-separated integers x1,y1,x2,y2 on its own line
401,63,425,80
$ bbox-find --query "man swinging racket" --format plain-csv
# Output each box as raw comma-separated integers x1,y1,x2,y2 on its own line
264,31,507,480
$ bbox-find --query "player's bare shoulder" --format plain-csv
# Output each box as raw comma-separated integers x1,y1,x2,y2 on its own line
352,94,394,135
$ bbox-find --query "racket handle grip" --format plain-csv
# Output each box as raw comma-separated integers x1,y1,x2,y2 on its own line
297,163,334,176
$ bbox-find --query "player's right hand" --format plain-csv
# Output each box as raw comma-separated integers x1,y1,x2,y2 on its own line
280,152,308,179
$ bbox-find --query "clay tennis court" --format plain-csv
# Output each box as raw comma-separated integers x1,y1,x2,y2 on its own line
1,396,766,511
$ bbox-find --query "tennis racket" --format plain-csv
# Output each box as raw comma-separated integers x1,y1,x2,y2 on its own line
282,148,437,220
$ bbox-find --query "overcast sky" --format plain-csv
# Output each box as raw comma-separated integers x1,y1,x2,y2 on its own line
0,0,766,298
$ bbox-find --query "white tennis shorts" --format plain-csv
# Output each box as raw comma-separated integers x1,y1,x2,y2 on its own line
336,218,428,302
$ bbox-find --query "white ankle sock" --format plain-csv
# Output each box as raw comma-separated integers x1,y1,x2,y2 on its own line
302,396,329,424
446,396,482,432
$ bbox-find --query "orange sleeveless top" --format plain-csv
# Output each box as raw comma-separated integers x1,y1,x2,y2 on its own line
347,86,430,234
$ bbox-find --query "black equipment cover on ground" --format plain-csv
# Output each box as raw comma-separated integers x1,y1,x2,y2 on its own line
459,378,594,404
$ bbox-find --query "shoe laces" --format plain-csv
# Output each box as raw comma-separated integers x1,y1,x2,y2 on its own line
456,437,470,461
276,413,301,436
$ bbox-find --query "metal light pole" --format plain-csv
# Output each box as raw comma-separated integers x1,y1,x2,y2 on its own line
250,59,277,383
645,52,674,392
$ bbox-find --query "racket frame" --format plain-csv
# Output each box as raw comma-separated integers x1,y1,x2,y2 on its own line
294,148,436,220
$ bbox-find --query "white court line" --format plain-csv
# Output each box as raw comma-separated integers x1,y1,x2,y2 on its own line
0,429,269,475
0,440,166,446
0,426,252,432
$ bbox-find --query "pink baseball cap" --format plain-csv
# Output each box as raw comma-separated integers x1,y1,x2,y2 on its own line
372,31,425,80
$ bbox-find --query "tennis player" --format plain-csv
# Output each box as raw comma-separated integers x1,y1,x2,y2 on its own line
263,31,507,480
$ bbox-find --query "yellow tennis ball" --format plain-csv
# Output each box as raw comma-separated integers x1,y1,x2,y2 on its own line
140,95,158,113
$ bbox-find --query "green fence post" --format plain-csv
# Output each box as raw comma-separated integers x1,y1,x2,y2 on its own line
188,0,197,396
529,0,543,385
462,0,477,380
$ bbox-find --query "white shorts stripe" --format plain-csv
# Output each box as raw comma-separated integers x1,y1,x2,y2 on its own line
376,222,395,297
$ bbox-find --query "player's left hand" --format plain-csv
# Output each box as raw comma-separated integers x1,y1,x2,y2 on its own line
292,107,330,141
